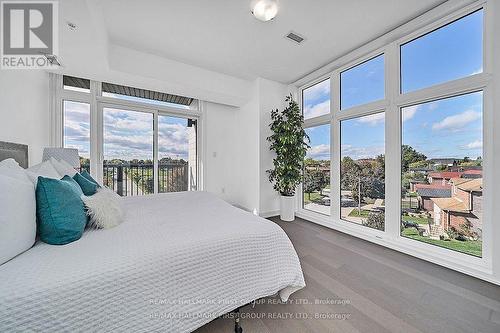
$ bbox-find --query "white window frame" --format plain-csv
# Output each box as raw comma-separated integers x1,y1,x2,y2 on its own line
50,74,204,194
296,1,494,283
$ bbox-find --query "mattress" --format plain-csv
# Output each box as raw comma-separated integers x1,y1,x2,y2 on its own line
0,191,305,332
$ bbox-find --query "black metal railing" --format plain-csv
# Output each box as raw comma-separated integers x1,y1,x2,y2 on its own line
81,163,189,196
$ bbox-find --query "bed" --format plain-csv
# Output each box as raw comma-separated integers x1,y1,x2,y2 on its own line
0,142,305,333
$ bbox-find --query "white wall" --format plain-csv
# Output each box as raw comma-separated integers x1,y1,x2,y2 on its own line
203,101,238,203
0,71,49,165
231,81,260,212
203,78,288,215
258,78,288,216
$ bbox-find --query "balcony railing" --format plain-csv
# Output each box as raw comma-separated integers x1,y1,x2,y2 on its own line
81,163,189,196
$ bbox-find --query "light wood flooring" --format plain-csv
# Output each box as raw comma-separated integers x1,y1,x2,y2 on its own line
195,216,500,333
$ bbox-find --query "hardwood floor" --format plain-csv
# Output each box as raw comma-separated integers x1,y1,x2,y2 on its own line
195,216,500,333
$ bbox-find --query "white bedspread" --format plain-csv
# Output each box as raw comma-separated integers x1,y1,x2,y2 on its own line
0,191,305,332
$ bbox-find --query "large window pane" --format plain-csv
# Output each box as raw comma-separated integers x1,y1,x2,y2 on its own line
303,79,330,120
103,108,154,196
341,55,385,110
63,100,90,172
158,115,197,193
340,113,385,230
303,124,330,215
401,92,483,257
401,10,483,93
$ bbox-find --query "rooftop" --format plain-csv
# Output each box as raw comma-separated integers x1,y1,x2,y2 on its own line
431,197,469,213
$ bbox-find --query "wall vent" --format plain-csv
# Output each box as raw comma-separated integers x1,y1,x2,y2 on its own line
285,31,305,44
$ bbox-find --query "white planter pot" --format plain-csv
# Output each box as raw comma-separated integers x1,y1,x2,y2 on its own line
280,195,296,221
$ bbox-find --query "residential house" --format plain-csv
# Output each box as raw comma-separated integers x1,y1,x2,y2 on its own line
415,183,452,212
431,178,483,236
427,171,463,185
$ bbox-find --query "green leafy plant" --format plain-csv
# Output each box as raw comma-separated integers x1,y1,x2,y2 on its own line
267,94,310,197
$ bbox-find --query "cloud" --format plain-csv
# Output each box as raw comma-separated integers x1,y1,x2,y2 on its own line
64,104,192,160
341,144,384,160
470,67,483,75
307,144,330,160
402,105,419,122
303,100,330,119
356,113,384,126
303,79,330,101
432,110,481,131
428,102,439,111
461,140,482,150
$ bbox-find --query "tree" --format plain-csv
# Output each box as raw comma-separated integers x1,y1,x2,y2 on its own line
409,160,429,170
402,145,427,172
267,95,310,196
303,170,320,200
341,156,385,205
363,212,385,231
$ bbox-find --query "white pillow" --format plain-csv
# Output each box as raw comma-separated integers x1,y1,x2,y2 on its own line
0,158,20,168
82,187,124,229
0,159,32,185
50,157,77,177
26,160,61,186
0,175,36,265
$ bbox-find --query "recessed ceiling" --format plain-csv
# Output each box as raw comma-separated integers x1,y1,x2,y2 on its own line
98,0,445,83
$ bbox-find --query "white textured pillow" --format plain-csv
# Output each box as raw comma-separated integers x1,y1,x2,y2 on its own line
26,160,61,185
50,157,77,177
0,158,20,168
0,159,31,185
82,187,124,229
0,175,36,264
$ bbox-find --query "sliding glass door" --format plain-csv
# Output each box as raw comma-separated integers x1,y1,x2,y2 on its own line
158,115,197,193
103,107,154,196
100,107,198,197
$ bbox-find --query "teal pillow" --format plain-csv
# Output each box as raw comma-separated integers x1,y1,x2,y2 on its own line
36,176,87,245
80,170,99,186
74,173,99,196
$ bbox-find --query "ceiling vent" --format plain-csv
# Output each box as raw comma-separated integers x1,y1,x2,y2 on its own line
285,31,305,44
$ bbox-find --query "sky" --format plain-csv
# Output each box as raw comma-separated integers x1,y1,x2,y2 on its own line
64,102,191,161
305,9,483,161
64,10,482,163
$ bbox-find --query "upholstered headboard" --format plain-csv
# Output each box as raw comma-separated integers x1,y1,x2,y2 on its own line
0,141,29,168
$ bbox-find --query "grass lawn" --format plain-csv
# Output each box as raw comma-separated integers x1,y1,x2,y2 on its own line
348,209,370,217
303,192,324,204
402,215,431,225
402,228,482,257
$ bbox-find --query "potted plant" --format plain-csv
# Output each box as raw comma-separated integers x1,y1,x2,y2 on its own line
267,94,310,221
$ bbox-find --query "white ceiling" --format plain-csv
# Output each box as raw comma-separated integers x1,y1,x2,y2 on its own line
99,0,446,83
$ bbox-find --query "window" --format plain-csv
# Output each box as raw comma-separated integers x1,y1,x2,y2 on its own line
102,82,192,109
103,108,154,196
158,115,197,192
341,113,385,230
303,124,330,215
302,79,330,120
63,75,90,93
341,55,385,110
297,5,488,275
401,10,483,93
63,100,90,171
401,92,483,257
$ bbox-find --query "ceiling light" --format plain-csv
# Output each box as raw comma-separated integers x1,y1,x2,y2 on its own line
251,0,278,22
